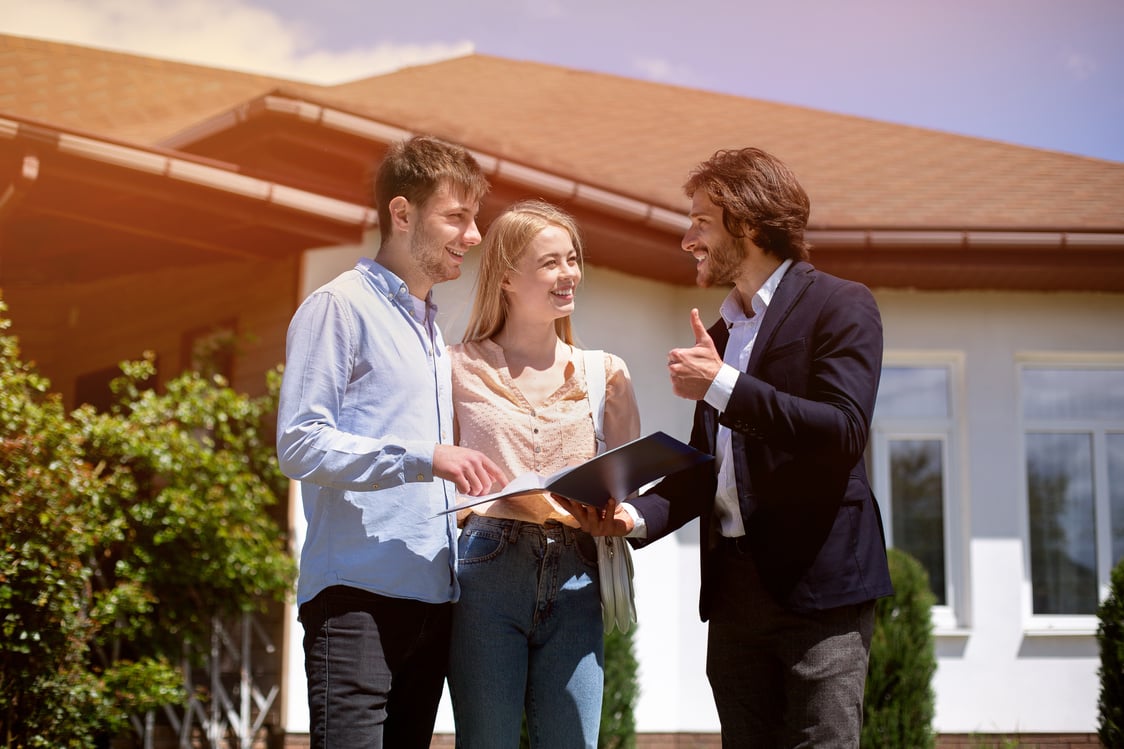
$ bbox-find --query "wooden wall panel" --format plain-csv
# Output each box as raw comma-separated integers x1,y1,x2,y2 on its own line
2,253,301,407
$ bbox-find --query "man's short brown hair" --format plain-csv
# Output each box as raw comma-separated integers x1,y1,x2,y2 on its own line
373,135,490,242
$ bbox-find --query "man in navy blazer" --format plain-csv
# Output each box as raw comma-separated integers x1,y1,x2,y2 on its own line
570,147,893,747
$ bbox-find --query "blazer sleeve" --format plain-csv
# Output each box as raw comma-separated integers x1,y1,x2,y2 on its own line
628,399,718,546
719,277,883,471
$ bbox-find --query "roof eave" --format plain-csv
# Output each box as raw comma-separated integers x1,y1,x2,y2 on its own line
1,113,377,236
138,94,1124,292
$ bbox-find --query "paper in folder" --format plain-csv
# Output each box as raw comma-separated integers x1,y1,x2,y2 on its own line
438,430,713,515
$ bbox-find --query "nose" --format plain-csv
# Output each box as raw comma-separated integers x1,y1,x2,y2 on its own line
464,219,482,247
681,226,698,252
562,261,581,283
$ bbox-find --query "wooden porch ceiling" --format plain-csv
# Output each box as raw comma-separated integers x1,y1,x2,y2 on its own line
0,115,375,287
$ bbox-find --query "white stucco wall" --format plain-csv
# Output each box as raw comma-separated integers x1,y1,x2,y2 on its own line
877,289,1123,734
282,238,1124,737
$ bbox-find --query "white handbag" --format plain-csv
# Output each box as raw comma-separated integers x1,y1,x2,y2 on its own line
584,349,638,634
596,534,637,634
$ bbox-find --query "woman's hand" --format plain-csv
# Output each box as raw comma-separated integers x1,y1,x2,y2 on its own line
556,497,634,536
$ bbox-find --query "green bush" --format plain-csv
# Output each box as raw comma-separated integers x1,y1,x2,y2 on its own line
600,624,639,749
1098,557,1124,748
862,547,937,749
0,301,296,747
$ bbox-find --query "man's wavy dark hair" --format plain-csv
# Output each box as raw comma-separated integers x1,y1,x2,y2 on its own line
683,147,812,262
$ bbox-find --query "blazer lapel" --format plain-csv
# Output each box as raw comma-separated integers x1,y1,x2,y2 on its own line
746,261,814,374
703,318,729,448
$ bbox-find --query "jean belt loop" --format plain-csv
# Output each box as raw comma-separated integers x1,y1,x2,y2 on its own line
507,519,521,543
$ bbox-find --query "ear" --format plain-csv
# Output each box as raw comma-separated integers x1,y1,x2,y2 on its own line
500,272,513,289
388,196,411,232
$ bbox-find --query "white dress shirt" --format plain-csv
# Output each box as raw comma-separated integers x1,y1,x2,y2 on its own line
704,259,792,537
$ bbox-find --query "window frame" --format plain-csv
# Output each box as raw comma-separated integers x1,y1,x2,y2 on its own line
871,351,968,633
1016,353,1124,633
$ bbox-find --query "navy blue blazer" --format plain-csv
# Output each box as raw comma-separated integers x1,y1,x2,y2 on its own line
631,261,894,617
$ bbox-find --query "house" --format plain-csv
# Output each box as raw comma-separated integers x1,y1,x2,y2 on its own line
2,32,1123,747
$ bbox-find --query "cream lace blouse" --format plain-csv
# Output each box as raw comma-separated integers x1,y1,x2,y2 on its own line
449,338,641,526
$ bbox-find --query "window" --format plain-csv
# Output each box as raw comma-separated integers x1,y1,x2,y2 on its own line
182,320,237,381
1021,365,1124,617
74,360,155,412
868,358,963,627
74,363,124,412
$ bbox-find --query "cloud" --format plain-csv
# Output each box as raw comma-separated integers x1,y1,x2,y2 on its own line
524,0,565,19
0,0,474,83
1062,51,1098,81
629,56,700,89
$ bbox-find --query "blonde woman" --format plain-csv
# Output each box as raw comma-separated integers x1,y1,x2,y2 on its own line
447,200,640,748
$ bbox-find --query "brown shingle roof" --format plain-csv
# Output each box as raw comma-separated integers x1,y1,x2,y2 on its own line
5,34,1121,233
318,54,1124,232
3,33,1122,292
0,34,286,145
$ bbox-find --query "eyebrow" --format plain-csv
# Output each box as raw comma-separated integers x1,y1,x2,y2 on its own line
444,201,477,216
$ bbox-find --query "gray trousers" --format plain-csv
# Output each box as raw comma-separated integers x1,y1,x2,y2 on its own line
706,544,875,749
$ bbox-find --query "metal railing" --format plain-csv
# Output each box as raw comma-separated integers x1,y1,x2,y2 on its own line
130,613,279,749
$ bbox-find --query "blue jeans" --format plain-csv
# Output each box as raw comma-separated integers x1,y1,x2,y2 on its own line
299,585,452,749
449,517,604,749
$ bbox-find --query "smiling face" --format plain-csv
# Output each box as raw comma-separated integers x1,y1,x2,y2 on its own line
502,224,581,324
682,190,750,288
408,182,483,288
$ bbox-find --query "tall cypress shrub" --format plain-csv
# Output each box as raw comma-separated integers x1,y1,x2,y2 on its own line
1098,558,1124,748
862,547,937,749
600,625,638,749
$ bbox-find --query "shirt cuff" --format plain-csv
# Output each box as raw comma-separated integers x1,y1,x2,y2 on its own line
622,502,647,539
704,363,739,412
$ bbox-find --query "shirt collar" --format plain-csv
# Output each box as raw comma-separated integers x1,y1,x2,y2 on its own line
720,258,793,326
358,257,437,317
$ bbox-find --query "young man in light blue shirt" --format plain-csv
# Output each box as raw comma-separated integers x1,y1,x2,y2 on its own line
277,135,506,749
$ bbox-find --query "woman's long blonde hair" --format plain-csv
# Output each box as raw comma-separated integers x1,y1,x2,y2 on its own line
462,199,585,345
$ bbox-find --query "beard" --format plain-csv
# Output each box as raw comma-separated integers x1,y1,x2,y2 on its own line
698,234,748,287
410,221,459,285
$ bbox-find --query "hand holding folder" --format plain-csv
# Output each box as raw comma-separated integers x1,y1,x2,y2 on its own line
437,431,712,516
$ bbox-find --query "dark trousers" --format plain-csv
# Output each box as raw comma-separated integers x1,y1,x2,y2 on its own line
300,585,453,749
706,544,875,749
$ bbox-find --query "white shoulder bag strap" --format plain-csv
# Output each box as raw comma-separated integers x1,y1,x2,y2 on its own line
583,349,607,455
583,349,637,634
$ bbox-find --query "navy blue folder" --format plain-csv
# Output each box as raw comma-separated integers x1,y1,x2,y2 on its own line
438,430,713,514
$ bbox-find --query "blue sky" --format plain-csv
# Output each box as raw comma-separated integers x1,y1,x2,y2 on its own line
3,0,1122,162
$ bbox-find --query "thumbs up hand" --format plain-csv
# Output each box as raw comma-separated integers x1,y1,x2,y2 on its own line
667,308,723,400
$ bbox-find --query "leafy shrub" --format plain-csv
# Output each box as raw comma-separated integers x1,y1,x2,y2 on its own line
862,547,937,749
600,624,639,749
1098,557,1124,748
0,301,295,747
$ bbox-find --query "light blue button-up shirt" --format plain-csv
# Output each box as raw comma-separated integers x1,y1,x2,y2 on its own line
277,258,459,606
